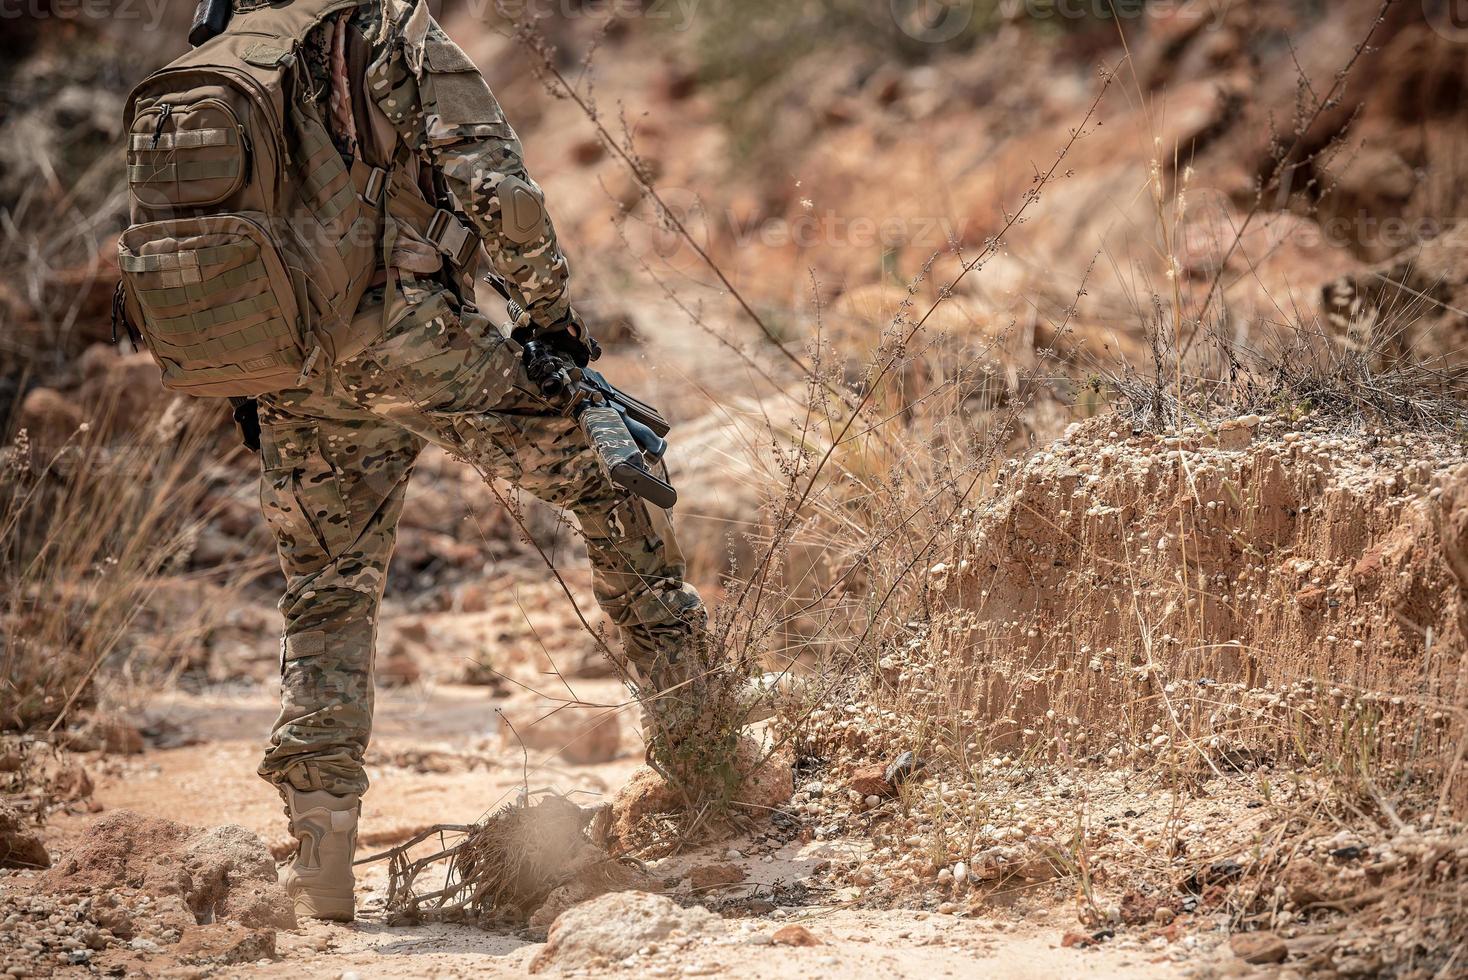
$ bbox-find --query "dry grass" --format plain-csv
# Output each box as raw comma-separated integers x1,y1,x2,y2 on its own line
0,395,233,733
2,3,1463,968
521,4,1468,968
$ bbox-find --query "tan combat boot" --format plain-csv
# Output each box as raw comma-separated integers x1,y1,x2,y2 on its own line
738,671,801,725
282,789,359,923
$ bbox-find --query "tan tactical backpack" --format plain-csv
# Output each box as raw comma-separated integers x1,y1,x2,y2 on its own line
117,0,387,397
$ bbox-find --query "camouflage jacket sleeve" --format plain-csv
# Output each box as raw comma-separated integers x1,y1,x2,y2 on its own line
364,1,582,336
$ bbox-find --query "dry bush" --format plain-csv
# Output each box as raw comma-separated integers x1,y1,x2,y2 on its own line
626,6,1468,966
728,274,1468,975
0,395,231,732
499,0,1111,830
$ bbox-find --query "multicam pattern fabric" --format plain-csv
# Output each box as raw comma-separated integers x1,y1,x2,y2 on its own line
363,1,584,338
239,0,672,797
255,281,704,797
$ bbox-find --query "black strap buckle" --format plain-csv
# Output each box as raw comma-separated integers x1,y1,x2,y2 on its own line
360,166,388,207
427,208,477,267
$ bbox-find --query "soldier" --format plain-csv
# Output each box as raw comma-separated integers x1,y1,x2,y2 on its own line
126,0,760,923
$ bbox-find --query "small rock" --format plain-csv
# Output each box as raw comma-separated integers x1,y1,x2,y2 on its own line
1230,931,1288,965
686,862,747,890
175,924,276,966
378,642,422,688
848,764,894,799
884,751,919,786
569,138,606,166
81,714,145,755
770,924,821,947
0,803,51,870
17,387,84,447
529,892,723,974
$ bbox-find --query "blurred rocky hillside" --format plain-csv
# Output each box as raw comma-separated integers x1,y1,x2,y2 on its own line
5,1,1466,399
2,0,1465,639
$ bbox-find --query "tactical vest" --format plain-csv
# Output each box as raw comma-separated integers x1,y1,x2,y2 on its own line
116,0,479,398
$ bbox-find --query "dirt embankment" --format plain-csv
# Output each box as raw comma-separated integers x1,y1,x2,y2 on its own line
921,414,1466,805
1,809,295,975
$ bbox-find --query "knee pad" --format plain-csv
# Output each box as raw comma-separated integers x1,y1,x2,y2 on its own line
623,583,706,630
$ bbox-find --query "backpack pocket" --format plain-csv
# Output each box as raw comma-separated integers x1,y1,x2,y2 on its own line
119,214,305,397
129,96,248,209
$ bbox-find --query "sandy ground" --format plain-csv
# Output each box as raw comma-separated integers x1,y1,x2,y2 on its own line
41,680,1192,979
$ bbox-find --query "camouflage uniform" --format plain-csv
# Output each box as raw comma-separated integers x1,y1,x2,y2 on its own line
255,1,703,798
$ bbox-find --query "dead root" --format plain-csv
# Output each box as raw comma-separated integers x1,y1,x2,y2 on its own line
362,790,652,931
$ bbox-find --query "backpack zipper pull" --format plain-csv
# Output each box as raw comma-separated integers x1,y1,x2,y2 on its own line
151,103,174,148
111,282,140,352
297,343,322,385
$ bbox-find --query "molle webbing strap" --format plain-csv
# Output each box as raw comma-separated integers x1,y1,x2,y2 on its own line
133,258,268,308
119,241,254,274
128,160,242,184
129,129,234,150
318,178,359,225
162,331,278,362
149,292,276,337
150,322,294,363
295,111,367,229
337,157,381,266
302,161,357,225
300,150,344,199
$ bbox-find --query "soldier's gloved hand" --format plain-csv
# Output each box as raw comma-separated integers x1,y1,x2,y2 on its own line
538,325,601,368
230,397,261,454
522,342,570,394
507,301,601,367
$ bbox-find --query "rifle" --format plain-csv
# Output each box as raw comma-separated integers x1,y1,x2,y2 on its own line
189,0,231,46
511,305,679,509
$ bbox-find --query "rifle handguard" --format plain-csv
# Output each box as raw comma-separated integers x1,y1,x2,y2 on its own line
580,404,678,509
520,339,677,507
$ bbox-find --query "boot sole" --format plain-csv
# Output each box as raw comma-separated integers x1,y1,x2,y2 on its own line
294,895,355,923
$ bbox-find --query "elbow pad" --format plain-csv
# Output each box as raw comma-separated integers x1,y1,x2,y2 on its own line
498,174,549,245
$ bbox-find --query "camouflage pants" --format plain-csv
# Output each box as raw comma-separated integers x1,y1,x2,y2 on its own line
255,280,705,798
